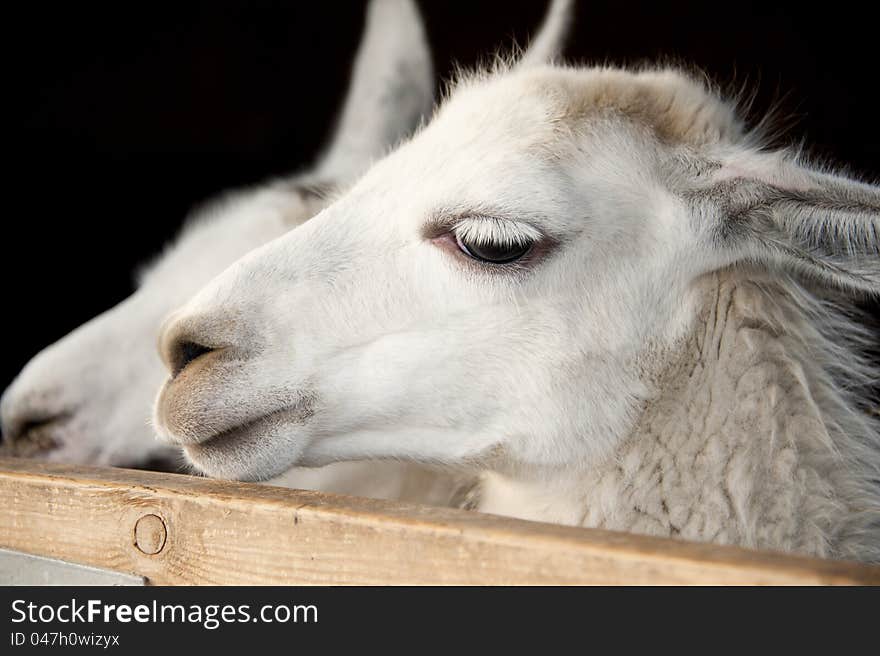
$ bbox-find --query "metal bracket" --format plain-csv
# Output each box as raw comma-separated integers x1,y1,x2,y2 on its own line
0,548,145,585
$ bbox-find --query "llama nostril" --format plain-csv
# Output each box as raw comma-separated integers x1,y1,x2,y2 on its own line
171,340,215,378
159,311,235,378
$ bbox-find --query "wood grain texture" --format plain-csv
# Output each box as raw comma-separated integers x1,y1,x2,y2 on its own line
0,458,877,585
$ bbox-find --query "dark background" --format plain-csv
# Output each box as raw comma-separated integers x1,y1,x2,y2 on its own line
3,1,878,392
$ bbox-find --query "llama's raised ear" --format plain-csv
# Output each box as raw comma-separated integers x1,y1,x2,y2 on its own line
516,0,575,68
314,0,433,183
701,154,880,296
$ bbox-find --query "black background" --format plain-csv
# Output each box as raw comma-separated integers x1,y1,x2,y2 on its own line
3,0,879,392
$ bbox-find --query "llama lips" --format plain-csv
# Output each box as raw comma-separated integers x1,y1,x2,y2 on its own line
187,402,316,450
180,402,318,481
0,416,63,457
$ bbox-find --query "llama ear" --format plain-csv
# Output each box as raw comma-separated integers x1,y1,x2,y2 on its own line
516,0,575,68
314,0,433,183
703,154,880,296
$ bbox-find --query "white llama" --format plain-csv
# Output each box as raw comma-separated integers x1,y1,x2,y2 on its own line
153,50,880,560
0,0,573,504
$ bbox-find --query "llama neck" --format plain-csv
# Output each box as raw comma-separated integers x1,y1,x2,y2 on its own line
477,274,877,560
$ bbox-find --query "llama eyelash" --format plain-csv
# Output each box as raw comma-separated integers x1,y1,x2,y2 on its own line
426,216,556,276
450,216,544,248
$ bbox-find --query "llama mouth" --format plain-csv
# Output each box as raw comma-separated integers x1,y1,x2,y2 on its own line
0,415,67,458
183,402,317,460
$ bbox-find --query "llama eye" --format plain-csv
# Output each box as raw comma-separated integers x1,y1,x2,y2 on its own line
454,232,533,264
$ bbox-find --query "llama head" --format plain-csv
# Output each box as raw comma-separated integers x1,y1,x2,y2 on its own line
154,59,879,482
0,0,434,468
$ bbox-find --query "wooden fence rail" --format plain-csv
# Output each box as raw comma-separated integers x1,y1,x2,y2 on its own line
0,458,877,585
